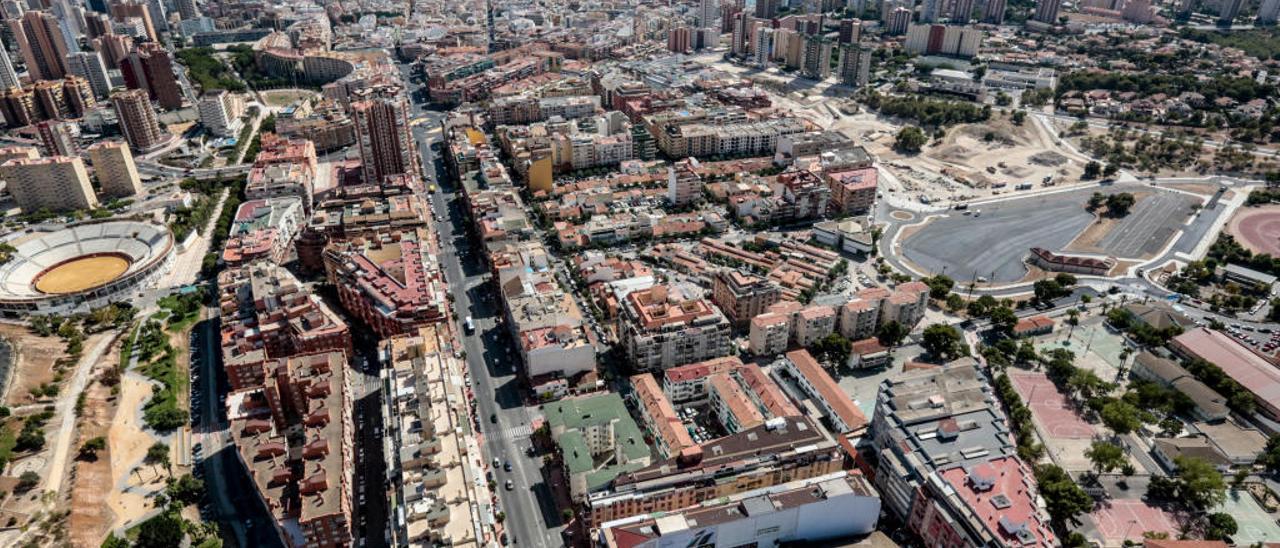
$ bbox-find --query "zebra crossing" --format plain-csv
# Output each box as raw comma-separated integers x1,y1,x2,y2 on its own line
494,424,533,441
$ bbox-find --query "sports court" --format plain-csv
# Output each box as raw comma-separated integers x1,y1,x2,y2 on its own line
1084,499,1179,546
1009,370,1097,471
1009,371,1095,439
1214,489,1280,545
1033,319,1130,382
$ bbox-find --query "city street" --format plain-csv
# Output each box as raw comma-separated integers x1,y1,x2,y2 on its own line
400,61,564,547
193,305,282,548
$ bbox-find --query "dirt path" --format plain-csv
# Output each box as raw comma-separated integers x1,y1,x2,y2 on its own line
68,345,122,548
43,333,114,495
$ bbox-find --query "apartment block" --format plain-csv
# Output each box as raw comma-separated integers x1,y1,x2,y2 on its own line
492,240,597,382
904,24,983,58
222,197,304,267
667,157,703,206
837,43,873,88
351,83,418,184
869,362,1054,547
748,311,791,356
545,393,652,502
87,140,143,198
598,471,880,548
882,281,930,327
793,304,837,347
0,155,98,212
619,284,732,371
837,282,930,339
629,373,698,460
777,350,868,435
708,372,765,433
840,297,880,340
825,166,878,216
226,351,354,548
586,415,844,525
198,89,243,137
217,262,352,390
711,270,781,327
323,229,447,338
381,327,489,546
661,356,741,404
111,88,171,152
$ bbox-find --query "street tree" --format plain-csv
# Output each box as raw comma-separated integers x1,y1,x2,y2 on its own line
989,306,1018,337
1085,441,1126,475
921,324,965,360
876,321,909,348
1035,464,1093,526
1100,399,1142,435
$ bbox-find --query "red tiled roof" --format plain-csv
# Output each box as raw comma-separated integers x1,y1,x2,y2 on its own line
785,349,867,432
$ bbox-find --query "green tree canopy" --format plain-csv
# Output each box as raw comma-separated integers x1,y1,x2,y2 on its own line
1085,441,1126,474
921,324,965,360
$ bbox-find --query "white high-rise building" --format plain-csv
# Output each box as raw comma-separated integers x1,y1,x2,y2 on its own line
1259,0,1280,23
752,27,774,68
699,0,719,28
198,90,241,137
66,51,112,99
0,42,18,90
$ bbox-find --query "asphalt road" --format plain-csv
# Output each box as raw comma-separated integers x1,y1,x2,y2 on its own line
400,61,563,548
194,307,282,548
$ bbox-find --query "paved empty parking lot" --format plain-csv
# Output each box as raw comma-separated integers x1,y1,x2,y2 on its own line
898,184,1199,283
900,193,1094,283
1095,190,1198,258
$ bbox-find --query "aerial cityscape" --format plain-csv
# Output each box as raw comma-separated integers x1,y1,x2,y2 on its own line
0,0,1279,547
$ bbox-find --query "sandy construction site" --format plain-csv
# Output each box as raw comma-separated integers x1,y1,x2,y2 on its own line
866,116,1088,205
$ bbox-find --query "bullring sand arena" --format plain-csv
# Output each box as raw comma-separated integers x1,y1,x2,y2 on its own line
0,221,174,316
34,255,131,294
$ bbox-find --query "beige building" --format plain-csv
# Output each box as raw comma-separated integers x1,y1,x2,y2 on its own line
748,311,791,356
794,305,837,347
840,297,880,340
711,270,781,327
1,155,97,212
881,281,929,327
88,140,142,197
111,88,170,153
667,157,703,206
620,284,732,371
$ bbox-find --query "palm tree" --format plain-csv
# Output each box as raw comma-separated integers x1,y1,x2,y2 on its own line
145,442,170,480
